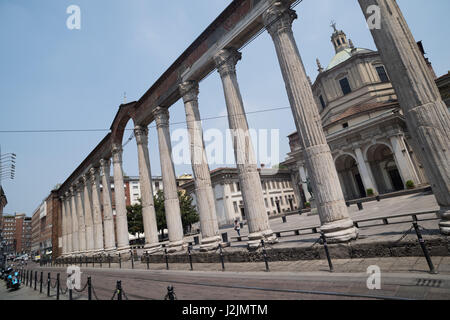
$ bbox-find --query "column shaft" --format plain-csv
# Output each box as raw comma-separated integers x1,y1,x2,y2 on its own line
214,49,276,248
64,195,73,255
100,159,116,252
111,144,131,252
180,81,221,250
70,187,79,254
263,2,357,242
355,148,378,193
153,107,186,252
90,167,104,253
358,0,450,234
76,181,86,253
60,197,67,256
134,126,161,252
389,136,420,186
82,174,95,253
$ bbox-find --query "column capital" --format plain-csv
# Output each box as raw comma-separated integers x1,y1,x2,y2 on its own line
134,125,149,146
153,106,170,128
111,144,123,164
99,158,111,170
179,81,199,104
69,185,76,196
64,191,70,198
81,172,91,184
263,1,297,37
89,166,99,179
214,48,242,78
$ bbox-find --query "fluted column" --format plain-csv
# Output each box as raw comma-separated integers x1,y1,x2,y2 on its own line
134,125,161,253
90,167,104,253
298,164,312,202
69,186,79,255
358,0,450,234
214,48,277,248
76,180,86,253
179,81,221,250
153,107,186,252
100,159,116,252
60,196,67,256
263,1,357,242
389,135,420,186
111,144,131,253
82,173,95,254
355,148,378,194
64,193,73,255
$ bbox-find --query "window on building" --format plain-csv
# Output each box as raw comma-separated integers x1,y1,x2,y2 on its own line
319,95,326,110
376,66,389,83
336,39,341,46
271,198,274,207
342,122,349,129
233,202,238,214
339,77,352,95
264,198,268,208
230,183,235,193
236,182,241,192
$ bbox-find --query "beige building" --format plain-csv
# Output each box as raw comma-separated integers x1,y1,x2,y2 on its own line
183,167,299,227
283,26,436,204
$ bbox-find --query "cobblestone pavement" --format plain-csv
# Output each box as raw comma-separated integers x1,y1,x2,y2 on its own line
19,255,450,300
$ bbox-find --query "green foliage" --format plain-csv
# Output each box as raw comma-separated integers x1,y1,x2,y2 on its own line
126,200,143,238
366,188,374,196
153,190,199,235
406,180,415,189
304,202,311,208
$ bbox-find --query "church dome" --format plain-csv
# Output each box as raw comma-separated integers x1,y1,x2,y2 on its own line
326,47,373,71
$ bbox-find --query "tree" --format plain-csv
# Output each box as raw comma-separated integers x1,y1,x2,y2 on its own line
154,190,200,236
126,200,144,242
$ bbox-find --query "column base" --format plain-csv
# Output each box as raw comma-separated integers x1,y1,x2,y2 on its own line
320,218,358,243
247,229,278,249
144,243,162,254
199,236,222,252
438,207,450,235
167,240,187,253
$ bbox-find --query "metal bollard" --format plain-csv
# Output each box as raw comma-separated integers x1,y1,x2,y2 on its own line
282,216,287,223
85,256,88,268
219,244,225,271
47,273,51,297
261,240,270,272
56,274,60,300
108,254,111,268
321,233,334,272
413,222,437,274
146,251,150,270
100,255,102,268
188,245,193,271
30,270,33,287
40,272,43,293
26,270,29,286
93,256,95,268
69,289,73,300
34,271,37,290
119,253,122,269
131,251,134,269
87,277,92,300
165,249,169,270
116,281,123,301
357,202,363,211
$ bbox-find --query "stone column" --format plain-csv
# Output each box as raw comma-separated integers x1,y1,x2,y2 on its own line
263,1,357,242
214,48,277,248
134,125,161,253
100,159,116,253
69,186,79,255
90,167,104,253
358,0,450,234
355,147,378,194
64,193,73,255
76,180,86,254
179,81,221,250
298,164,312,202
389,135,420,186
153,107,186,252
111,144,131,253
60,196,67,256
223,182,236,225
82,173,95,254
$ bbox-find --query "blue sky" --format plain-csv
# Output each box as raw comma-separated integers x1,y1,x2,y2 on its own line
1,0,449,217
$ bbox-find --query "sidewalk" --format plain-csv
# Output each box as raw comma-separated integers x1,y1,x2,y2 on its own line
0,283,54,300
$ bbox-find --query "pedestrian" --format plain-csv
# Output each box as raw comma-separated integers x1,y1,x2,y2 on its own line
234,219,241,237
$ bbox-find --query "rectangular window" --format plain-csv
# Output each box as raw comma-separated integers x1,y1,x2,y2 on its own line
230,183,235,193
342,122,349,129
339,77,352,95
233,202,238,214
236,182,241,192
264,198,268,208
376,66,389,83
271,198,274,207
319,95,326,110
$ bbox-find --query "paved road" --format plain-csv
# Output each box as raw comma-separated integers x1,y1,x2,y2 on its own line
19,262,450,301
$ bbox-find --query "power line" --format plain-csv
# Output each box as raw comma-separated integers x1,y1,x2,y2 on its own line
0,105,292,134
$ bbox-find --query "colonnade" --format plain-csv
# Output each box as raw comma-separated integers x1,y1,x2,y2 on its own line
59,0,450,258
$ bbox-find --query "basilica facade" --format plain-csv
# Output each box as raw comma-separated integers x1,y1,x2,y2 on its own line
282,26,435,205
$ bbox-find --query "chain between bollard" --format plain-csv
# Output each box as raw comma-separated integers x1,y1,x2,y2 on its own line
395,225,415,244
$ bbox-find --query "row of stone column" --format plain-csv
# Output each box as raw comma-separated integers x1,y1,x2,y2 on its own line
60,0,450,256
